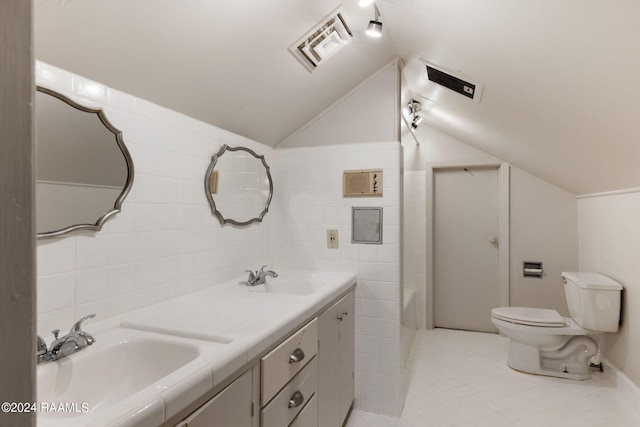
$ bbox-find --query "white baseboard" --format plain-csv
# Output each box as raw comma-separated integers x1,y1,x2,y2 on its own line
604,357,640,396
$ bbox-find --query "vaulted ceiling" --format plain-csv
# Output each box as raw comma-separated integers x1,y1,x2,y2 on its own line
34,0,397,146
34,0,640,195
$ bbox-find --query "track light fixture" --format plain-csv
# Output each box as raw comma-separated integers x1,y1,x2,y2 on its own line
366,4,383,38
407,99,421,115
407,99,422,130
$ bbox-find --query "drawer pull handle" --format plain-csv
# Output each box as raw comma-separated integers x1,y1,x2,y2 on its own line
289,348,305,364
288,391,305,408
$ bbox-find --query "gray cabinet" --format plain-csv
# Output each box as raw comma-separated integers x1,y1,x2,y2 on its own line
176,367,258,427
176,288,355,427
318,291,355,427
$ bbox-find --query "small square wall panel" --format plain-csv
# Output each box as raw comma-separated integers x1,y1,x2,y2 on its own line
352,207,383,244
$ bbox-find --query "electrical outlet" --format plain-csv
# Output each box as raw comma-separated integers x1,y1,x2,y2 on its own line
327,229,339,249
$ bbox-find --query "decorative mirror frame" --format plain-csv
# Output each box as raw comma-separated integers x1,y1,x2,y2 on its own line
204,145,273,226
36,85,135,238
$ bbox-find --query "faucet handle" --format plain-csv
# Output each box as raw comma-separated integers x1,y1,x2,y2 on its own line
52,329,60,340
245,270,258,285
37,335,48,353
70,314,95,333
36,335,51,364
70,314,96,346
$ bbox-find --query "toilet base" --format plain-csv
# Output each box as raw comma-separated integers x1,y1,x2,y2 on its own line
507,336,598,380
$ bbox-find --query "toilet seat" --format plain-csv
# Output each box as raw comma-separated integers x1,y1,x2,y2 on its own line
491,307,566,327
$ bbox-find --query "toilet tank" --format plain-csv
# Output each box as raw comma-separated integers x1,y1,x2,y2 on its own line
562,272,623,332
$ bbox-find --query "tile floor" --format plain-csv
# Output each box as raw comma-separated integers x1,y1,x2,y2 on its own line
347,328,640,427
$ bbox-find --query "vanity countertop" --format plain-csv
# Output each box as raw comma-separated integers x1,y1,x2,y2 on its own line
37,270,356,427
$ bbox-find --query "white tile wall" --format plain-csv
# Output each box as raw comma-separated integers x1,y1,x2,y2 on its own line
270,143,403,416
403,171,427,328
36,62,272,336
35,62,403,417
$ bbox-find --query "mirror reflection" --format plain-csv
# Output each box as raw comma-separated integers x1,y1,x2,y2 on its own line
205,145,273,226
36,86,134,238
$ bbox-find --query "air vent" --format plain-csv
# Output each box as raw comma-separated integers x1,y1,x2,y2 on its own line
289,7,353,72
425,63,483,102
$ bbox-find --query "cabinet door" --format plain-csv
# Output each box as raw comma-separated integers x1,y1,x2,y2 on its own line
180,368,257,427
318,296,342,427
318,290,355,427
339,291,355,422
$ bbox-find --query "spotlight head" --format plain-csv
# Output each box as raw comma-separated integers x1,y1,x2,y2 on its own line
366,20,383,38
411,115,422,130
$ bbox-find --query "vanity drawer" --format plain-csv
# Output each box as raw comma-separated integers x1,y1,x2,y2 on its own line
261,356,318,427
261,318,318,405
289,393,318,427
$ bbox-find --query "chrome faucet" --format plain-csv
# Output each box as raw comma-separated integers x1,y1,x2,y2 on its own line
244,265,278,286
37,314,96,364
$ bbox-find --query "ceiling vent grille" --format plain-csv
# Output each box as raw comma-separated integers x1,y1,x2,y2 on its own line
289,7,353,72
424,62,483,102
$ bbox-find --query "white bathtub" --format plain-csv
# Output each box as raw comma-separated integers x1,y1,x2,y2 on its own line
401,287,417,366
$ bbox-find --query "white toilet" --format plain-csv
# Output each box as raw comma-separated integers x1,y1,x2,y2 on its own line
491,272,623,380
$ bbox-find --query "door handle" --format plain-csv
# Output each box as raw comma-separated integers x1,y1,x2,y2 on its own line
488,236,497,244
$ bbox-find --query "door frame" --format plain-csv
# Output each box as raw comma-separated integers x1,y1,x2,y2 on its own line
425,161,510,329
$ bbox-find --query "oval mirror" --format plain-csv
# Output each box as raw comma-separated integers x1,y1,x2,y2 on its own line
36,86,134,238
204,145,273,226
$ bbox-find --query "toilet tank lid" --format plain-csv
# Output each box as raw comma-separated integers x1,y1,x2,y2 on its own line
562,272,623,290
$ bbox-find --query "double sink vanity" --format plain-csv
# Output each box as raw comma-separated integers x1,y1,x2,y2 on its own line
34,80,356,426
37,270,356,427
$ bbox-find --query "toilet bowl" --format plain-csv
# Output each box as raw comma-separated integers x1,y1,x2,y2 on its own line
491,272,622,380
491,307,597,379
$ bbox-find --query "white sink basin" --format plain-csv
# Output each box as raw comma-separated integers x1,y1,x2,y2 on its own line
37,327,225,424
248,277,327,295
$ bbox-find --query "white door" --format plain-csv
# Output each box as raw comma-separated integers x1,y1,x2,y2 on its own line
434,167,499,333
